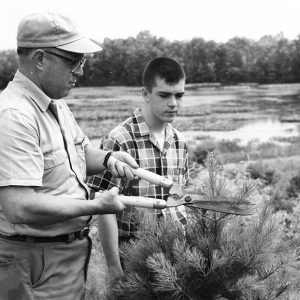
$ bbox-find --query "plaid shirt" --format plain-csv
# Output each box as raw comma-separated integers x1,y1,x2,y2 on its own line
88,108,189,237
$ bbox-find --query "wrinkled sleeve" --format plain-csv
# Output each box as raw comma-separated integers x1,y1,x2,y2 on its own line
0,108,43,187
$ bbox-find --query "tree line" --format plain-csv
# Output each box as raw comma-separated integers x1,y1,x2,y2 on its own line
1,31,300,89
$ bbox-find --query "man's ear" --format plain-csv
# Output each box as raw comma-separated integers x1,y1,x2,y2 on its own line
142,87,150,102
31,49,45,71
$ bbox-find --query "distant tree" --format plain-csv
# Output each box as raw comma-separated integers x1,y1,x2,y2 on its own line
252,34,293,83
2,32,300,88
290,35,300,82
0,50,18,89
166,40,186,67
214,44,229,83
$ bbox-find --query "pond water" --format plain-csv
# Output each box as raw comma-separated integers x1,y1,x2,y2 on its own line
185,119,300,145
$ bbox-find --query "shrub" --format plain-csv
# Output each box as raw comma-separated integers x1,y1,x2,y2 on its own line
246,162,276,186
108,154,298,300
286,171,300,198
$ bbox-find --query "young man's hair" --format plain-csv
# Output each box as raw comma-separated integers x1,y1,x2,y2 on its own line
142,57,186,92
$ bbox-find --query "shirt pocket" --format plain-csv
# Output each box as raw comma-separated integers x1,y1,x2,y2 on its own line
43,150,69,189
74,135,87,181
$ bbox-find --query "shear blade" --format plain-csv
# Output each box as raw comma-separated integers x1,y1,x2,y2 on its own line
166,194,253,215
186,203,253,215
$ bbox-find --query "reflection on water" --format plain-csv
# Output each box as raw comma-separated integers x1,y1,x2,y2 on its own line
185,119,300,145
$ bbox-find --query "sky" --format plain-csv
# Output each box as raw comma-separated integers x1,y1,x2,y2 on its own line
1,0,300,50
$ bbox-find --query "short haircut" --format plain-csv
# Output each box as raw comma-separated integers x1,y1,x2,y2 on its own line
142,57,185,92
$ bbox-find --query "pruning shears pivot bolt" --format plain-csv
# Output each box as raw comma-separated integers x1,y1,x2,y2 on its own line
184,195,192,203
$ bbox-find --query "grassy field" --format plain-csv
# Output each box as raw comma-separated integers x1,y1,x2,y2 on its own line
67,83,300,142
67,83,300,171
66,84,300,299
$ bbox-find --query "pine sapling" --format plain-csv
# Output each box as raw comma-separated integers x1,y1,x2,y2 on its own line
109,153,298,300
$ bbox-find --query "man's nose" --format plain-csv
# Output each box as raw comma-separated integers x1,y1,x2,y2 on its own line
168,96,177,106
73,66,84,77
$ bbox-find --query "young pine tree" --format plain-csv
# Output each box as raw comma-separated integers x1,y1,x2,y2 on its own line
109,153,299,300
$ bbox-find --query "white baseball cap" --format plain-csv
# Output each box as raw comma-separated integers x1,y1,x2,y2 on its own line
17,12,102,53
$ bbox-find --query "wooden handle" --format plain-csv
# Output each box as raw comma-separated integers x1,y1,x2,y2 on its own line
117,195,167,209
109,155,173,188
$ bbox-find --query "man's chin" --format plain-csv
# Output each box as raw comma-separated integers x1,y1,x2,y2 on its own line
164,117,175,123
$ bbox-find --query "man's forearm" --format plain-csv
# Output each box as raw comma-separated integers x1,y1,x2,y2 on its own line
85,144,108,176
0,186,122,225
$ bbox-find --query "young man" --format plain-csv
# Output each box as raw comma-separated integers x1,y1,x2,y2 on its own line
0,12,139,300
88,57,189,278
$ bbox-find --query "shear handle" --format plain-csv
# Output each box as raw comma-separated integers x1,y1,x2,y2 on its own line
109,155,173,188
117,195,167,209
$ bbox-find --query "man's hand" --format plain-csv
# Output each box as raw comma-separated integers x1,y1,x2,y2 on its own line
107,152,139,183
94,187,126,214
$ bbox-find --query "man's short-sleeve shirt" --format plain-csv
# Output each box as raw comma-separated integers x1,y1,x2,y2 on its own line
0,70,90,236
88,108,189,237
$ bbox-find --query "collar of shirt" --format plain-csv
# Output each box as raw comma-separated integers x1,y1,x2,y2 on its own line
14,70,51,112
132,108,175,151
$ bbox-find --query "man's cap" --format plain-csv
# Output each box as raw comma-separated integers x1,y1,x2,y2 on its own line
17,12,102,53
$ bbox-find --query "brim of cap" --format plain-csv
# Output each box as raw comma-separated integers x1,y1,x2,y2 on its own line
56,37,102,53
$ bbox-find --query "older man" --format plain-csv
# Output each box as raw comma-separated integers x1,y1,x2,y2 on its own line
0,12,138,300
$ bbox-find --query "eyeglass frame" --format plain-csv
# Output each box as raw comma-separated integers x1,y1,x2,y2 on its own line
43,50,86,73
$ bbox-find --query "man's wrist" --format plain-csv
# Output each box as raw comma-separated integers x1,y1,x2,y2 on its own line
103,151,113,169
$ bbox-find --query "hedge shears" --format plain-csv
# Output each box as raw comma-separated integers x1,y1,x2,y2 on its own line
110,157,253,216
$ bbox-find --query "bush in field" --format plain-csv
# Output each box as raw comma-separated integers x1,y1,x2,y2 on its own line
189,140,245,166
286,171,300,198
271,193,296,213
243,161,300,212
189,144,215,166
108,154,298,300
217,139,244,153
246,162,276,186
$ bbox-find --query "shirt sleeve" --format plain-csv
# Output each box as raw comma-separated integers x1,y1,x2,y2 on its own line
0,108,43,187
87,135,123,191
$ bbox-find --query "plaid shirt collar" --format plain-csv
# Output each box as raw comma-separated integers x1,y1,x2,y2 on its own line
132,108,176,152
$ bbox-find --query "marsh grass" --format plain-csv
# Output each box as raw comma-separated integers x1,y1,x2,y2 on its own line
67,84,300,144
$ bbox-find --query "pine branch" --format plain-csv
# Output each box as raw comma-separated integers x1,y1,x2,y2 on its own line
146,252,195,300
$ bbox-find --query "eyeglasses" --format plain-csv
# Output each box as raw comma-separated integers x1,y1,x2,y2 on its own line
44,50,86,73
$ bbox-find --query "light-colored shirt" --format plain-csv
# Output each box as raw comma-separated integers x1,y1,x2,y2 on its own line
88,108,189,237
0,70,90,236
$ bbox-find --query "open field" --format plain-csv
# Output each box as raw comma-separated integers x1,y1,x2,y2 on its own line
67,83,300,143
67,83,300,168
